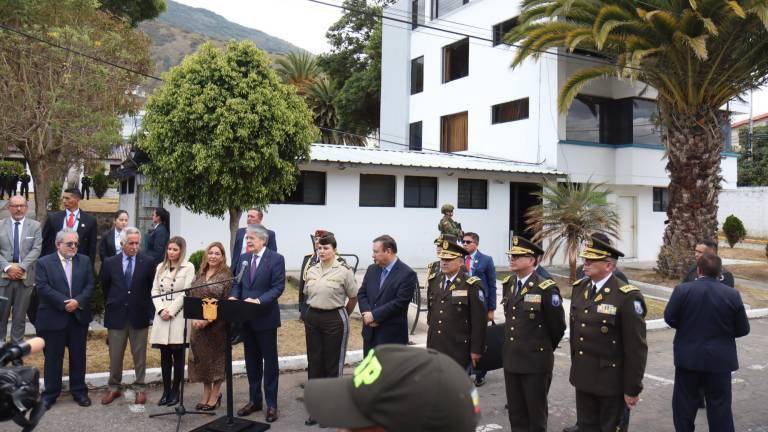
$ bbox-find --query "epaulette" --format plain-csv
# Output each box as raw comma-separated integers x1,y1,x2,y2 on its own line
539,279,555,290
619,284,639,294
339,260,352,270
466,276,481,285
502,275,512,284
573,277,588,286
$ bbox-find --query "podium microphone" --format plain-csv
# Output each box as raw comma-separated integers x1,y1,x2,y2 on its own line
236,260,248,284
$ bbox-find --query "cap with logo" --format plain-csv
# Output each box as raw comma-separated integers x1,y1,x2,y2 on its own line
507,236,544,257
434,233,459,246
437,239,469,260
304,345,480,432
579,234,625,260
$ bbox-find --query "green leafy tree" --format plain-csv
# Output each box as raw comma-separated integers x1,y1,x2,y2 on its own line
92,170,110,198
525,178,620,282
738,125,768,186
506,0,768,278
99,0,166,26
722,214,747,247
139,41,318,247
0,0,151,221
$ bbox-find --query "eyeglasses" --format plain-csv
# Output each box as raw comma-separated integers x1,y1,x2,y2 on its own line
63,242,79,248
462,240,474,244
8,204,27,209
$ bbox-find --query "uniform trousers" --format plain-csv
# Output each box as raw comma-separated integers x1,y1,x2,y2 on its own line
575,389,627,432
305,307,349,379
672,367,734,432
0,280,33,344
504,371,551,432
39,315,89,403
107,326,148,390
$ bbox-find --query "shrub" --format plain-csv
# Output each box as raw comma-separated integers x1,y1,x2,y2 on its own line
92,171,110,198
722,215,747,248
47,181,62,211
188,249,205,272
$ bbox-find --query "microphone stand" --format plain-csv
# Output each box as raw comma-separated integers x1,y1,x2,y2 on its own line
149,267,246,432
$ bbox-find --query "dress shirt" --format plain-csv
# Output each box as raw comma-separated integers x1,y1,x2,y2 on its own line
4,217,25,271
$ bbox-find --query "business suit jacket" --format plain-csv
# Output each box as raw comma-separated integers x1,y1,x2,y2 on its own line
0,217,42,287
231,227,277,264
230,248,285,332
470,250,496,311
42,210,98,262
357,259,418,350
682,264,734,288
98,229,118,263
145,223,170,264
100,252,156,330
664,277,750,372
34,253,94,331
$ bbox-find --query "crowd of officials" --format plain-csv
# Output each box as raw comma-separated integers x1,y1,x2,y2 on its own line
0,193,753,431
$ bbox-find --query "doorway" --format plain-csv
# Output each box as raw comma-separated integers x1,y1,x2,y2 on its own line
509,182,541,241
616,196,637,259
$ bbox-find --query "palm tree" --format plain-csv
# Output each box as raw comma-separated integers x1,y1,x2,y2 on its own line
525,178,620,282
306,76,340,143
506,0,768,277
275,51,320,95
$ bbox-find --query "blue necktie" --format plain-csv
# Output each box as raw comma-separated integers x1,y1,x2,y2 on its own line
380,268,389,288
12,222,20,263
124,256,133,288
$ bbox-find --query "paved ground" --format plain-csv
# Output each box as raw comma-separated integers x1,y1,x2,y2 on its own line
26,318,768,432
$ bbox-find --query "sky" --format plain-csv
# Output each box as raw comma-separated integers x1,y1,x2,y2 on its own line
174,0,342,54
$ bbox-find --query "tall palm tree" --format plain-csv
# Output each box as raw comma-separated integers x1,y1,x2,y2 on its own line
275,51,321,95
507,0,768,277
525,178,621,282
306,76,341,143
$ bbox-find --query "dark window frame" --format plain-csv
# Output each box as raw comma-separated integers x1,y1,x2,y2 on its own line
409,121,423,151
432,0,470,19
492,16,518,46
274,170,327,205
458,178,488,209
442,38,469,83
652,187,669,212
359,174,397,207
404,176,438,208
492,98,529,124
411,56,424,95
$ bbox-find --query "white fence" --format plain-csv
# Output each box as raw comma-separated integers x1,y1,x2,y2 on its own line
718,187,768,238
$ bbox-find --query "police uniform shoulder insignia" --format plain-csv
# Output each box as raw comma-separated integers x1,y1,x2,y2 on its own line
634,300,645,316
428,268,438,280
551,293,562,307
339,260,352,270
477,289,485,303
619,285,639,294
539,279,555,290
466,276,481,285
572,277,588,286
502,275,512,284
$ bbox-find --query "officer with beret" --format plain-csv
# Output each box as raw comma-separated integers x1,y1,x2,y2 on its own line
569,235,648,432
502,236,566,432
438,203,463,238
426,240,486,369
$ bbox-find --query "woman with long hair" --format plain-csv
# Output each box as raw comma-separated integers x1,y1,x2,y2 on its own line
146,207,170,264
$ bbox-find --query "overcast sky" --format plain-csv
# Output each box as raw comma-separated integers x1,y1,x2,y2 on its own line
174,0,342,54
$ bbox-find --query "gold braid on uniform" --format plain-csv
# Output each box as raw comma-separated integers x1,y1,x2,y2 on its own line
618,284,639,293
466,276,481,285
538,279,555,290
501,275,512,284
572,277,588,286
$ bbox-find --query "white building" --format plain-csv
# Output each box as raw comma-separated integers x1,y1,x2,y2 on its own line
379,0,739,261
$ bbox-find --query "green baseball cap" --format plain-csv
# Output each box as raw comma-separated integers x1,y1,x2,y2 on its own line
304,345,480,432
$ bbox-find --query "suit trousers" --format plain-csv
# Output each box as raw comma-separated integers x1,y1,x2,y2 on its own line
0,280,33,344
39,315,89,402
575,389,626,432
505,371,551,432
672,367,734,432
305,307,349,380
107,326,149,390
242,326,279,408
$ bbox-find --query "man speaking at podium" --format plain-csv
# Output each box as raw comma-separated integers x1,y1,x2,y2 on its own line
229,225,285,423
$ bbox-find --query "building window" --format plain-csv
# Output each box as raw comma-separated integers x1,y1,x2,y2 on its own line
566,95,602,143
360,174,396,207
119,177,135,195
276,171,326,205
492,98,529,124
432,0,470,19
442,38,469,83
492,17,518,46
566,95,664,145
409,121,423,151
411,56,424,94
440,111,468,152
653,187,669,212
404,176,437,208
411,0,425,28
631,99,662,145
458,178,487,209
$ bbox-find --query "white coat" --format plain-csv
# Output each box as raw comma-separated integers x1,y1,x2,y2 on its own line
149,261,195,345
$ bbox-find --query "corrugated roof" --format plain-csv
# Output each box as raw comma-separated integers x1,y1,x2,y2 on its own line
309,144,560,175
732,112,768,128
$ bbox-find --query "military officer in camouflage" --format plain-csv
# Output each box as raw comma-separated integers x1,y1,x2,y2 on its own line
426,240,486,369
569,235,648,432
438,203,463,238
501,236,566,432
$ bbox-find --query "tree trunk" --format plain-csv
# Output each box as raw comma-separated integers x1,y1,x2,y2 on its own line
228,207,243,265
27,157,53,222
656,108,724,278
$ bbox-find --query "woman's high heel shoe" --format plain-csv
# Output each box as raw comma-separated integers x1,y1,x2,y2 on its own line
200,394,222,411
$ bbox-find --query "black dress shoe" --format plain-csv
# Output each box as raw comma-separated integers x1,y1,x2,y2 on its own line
74,396,92,407
158,392,169,406
305,417,318,426
165,392,179,407
474,376,487,387
265,407,278,423
563,425,579,432
43,399,56,410
237,402,262,417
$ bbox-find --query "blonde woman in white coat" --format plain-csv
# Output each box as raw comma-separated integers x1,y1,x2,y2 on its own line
150,236,195,407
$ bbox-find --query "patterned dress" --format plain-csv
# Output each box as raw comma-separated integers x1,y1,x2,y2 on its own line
188,267,232,383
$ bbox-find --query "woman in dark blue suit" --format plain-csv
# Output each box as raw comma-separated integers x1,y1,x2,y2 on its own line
145,207,170,264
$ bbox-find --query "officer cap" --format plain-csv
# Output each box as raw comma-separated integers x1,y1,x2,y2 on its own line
441,203,455,214
434,233,459,246
507,236,544,256
437,240,469,259
579,233,624,260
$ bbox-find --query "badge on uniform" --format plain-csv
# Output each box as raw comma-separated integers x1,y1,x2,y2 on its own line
596,304,617,315
452,290,468,297
551,294,561,307
634,300,645,316
524,294,541,303
477,290,485,303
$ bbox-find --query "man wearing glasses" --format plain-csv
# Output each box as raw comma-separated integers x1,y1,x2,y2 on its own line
34,230,94,410
462,232,496,387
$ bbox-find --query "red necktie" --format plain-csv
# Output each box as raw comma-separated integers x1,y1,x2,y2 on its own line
66,212,75,228
465,256,471,272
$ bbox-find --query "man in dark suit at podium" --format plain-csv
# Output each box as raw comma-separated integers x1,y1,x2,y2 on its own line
229,226,285,423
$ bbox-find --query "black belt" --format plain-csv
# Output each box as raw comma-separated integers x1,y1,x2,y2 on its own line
308,306,344,312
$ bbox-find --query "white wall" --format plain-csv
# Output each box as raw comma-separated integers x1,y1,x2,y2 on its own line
719,187,768,238
380,0,412,148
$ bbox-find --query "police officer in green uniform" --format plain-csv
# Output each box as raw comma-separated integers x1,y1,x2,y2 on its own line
426,240,486,369
438,203,463,238
502,236,566,432
569,235,648,432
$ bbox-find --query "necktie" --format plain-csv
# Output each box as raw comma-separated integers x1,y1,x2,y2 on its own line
12,221,20,263
64,258,73,297
589,282,597,299
66,212,75,229
445,277,452,291
124,256,134,288
380,268,389,288
515,280,522,297
465,256,471,273
250,254,259,281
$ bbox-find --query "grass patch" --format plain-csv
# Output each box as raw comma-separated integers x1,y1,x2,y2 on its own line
734,285,768,309
644,298,666,320
279,277,299,304
727,264,768,282
718,247,767,262
620,268,679,288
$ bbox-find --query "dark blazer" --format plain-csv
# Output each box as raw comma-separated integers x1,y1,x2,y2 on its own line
357,259,418,349
145,223,169,264
231,227,277,265
34,253,94,331
682,264,734,287
42,210,98,262
664,277,750,372
230,248,285,331
100,252,156,329
470,251,496,311
98,229,118,263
